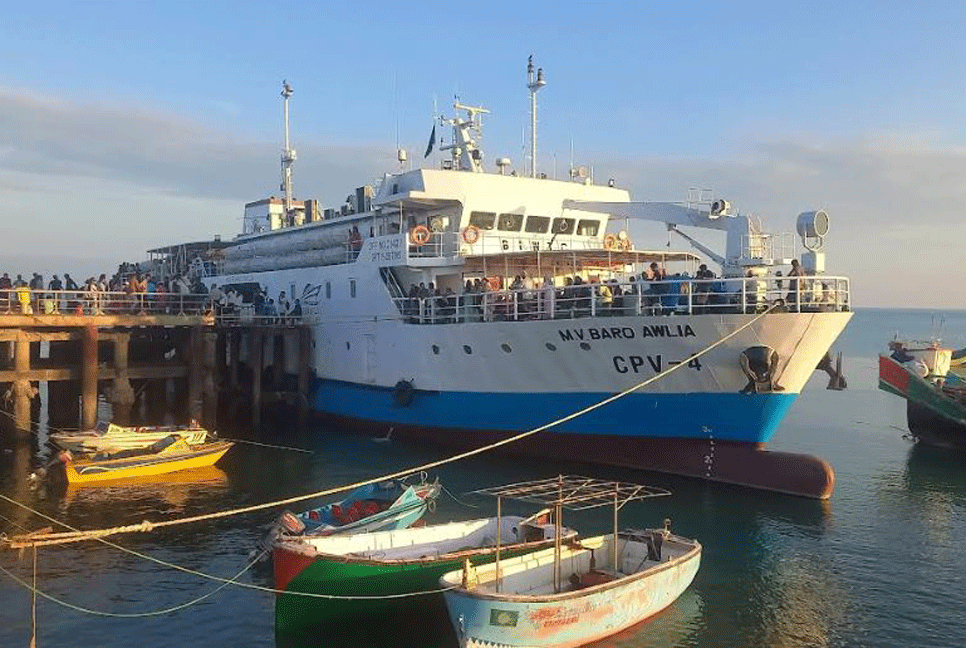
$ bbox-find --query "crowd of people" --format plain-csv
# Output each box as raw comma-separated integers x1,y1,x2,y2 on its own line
400,261,842,324
0,265,208,315
208,284,304,324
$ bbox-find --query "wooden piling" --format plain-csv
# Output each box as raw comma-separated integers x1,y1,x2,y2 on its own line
81,325,99,430
250,329,263,431
12,338,33,437
111,332,136,425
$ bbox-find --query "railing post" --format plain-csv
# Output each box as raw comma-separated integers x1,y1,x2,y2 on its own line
741,279,747,315
796,281,801,313
687,282,693,315
591,289,596,317
513,291,519,321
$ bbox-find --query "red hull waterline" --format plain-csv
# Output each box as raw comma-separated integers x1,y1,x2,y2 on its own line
318,414,835,500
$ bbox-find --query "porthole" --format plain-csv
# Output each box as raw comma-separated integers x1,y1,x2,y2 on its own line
580,342,591,350
346,341,351,350
501,344,512,353
432,345,440,355
545,342,557,351
463,345,473,355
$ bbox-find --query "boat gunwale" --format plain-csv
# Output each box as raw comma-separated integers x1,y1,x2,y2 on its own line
276,521,578,567
443,532,701,604
70,441,234,471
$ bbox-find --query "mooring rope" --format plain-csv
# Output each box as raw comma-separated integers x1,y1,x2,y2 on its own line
214,437,313,454
0,548,267,618
4,304,776,548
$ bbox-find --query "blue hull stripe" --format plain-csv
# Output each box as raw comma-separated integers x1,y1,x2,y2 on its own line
313,380,796,443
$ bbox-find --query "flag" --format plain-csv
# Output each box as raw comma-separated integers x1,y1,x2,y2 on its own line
424,124,436,158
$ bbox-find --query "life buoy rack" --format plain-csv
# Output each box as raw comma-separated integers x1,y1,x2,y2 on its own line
603,234,618,251
461,225,481,245
409,225,431,246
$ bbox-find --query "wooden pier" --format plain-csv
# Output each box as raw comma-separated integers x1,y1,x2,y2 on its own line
0,291,313,440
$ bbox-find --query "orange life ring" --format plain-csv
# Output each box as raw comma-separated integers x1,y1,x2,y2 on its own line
603,234,618,251
409,225,431,246
461,225,481,244
619,238,631,251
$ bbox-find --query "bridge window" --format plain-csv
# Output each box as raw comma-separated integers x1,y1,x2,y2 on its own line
524,216,550,233
552,217,576,234
325,281,331,299
469,211,496,230
497,213,523,232
350,279,357,298
576,219,600,236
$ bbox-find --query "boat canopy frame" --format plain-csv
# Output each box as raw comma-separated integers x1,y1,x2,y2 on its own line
470,475,671,594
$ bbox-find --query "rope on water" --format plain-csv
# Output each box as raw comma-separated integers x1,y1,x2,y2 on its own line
215,438,313,454
0,549,267,618
0,494,456,600
442,485,481,509
4,304,777,548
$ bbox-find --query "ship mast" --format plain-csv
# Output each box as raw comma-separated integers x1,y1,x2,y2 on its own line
280,79,296,222
526,55,546,178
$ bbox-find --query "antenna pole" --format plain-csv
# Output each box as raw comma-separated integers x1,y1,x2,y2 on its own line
526,55,547,178
280,80,296,221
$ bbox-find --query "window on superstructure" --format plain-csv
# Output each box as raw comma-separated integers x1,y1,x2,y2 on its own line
576,219,600,236
326,281,331,299
468,211,496,230
350,279,357,298
524,216,550,233
497,213,523,232
552,217,576,235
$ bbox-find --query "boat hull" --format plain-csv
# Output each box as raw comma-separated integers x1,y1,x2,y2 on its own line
51,429,209,453
64,442,233,484
879,356,966,450
441,535,701,648
274,542,549,632
320,413,836,499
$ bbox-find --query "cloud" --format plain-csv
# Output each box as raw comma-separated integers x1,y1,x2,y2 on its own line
592,137,966,308
1,86,964,308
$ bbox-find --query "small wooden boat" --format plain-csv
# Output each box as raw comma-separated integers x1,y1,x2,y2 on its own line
50,421,210,453
273,513,576,632
59,437,233,485
439,476,697,648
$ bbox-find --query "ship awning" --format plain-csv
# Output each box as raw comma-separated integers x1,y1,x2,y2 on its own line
462,248,700,274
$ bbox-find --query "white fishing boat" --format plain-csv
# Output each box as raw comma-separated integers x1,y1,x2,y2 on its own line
50,421,210,453
439,477,699,648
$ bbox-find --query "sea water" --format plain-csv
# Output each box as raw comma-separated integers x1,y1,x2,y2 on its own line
1,308,965,648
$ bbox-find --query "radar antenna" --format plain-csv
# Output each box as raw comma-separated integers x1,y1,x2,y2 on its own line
280,80,297,223
526,55,547,178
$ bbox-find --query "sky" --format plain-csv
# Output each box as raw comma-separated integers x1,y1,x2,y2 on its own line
0,1,964,307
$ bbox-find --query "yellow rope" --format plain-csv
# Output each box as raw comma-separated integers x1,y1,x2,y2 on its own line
5,305,776,548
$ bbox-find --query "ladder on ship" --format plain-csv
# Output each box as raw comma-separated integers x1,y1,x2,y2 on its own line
379,267,406,299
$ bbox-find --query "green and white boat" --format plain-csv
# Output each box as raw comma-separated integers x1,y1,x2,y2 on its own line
273,514,575,632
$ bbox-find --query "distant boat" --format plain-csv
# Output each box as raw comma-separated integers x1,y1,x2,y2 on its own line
880,340,966,450
58,437,233,485
50,421,210,453
273,514,575,633
440,528,701,648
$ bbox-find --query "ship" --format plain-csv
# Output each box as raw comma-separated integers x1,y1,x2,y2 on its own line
201,63,853,498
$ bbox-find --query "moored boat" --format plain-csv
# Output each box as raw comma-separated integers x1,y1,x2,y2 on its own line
879,340,966,450
59,437,233,484
50,421,210,453
442,529,701,648
439,476,694,648
273,513,575,632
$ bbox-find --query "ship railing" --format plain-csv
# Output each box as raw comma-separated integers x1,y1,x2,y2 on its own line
0,289,212,317
215,311,320,327
406,229,602,261
389,275,850,324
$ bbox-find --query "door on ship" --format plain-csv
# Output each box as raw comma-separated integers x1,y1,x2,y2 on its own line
364,334,376,383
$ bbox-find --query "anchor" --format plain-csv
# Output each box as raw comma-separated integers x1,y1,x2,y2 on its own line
816,350,847,390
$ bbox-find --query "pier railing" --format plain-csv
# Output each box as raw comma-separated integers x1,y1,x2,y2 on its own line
391,275,850,324
0,289,212,317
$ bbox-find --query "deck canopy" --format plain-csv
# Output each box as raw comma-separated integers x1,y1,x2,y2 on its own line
473,475,670,511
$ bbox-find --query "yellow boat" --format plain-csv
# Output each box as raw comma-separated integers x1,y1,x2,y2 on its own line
60,438,233,485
